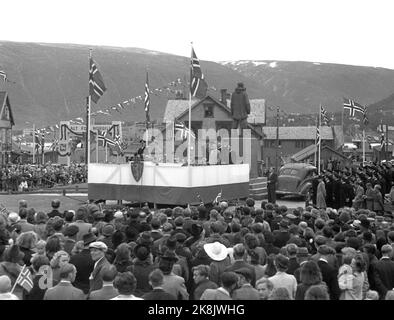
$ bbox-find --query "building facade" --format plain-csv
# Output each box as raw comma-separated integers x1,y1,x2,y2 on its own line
162,91,266,177
262,125,344,169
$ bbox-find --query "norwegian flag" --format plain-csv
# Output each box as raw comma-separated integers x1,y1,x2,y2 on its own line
190,46,208,99
343,98,365,117
89,57,106,103
15,265,33,293
175,121,196,140
144,71,150,123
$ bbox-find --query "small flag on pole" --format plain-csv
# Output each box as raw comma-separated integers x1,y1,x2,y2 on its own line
320,106,330,125
144,72,150,123
175,121,196,140
190,47,208,99
15,265,33,293
362,106,368,126
89,57,106,103
0,70,7,82
316,126,320,146
213,190,222,205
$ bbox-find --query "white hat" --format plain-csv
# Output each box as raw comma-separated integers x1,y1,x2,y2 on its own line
114,211,123,219
8,212,20,224
89,241,108,252
203,241,228,261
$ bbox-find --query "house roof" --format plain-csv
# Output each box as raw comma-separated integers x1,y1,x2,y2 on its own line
163,95,266,124
0,91,15,126
291,144,347,162
163,95,263,138
263,126,334,140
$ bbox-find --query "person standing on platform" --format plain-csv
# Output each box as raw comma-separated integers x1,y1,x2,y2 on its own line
230,82,250,134
267,167,278,204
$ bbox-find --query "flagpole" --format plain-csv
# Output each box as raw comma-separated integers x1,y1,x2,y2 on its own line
87,49,92,166
188,44,193,166
105,142,108,163
85,96,90,165
95,130,99,163
42,133,45,165
362,129,365,165
32,123,35,164
10,265,24,294
314,114,318,167
318,104,321,174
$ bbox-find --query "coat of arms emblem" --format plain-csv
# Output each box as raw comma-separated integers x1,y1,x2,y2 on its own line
130,158,144,182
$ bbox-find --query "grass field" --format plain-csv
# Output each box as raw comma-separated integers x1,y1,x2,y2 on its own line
0,193,88,213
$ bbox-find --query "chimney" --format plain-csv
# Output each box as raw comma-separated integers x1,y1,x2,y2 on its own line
220,89,227,105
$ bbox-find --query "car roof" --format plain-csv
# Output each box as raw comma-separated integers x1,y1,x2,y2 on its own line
280,163,317,170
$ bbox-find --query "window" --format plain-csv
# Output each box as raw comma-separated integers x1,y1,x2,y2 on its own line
295,140,308,148
204,104,214,118
264,140,276,148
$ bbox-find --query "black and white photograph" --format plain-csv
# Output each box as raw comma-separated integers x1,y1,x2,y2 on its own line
0,0,394,309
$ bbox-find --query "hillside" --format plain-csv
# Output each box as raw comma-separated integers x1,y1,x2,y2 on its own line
1,41,394,130
220,60,394,114
0,42,262,129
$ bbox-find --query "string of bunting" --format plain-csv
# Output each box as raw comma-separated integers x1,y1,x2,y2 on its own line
15,78,217,143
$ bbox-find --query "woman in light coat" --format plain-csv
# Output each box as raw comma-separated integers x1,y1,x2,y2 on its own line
316,177,327,210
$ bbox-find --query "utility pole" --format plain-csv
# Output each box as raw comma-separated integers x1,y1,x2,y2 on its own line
386,123,389,161
275,106,279,172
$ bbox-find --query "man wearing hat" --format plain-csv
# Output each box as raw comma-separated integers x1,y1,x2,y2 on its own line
70,207,92,242
268,254,297,299
69,233,96,295
273,219,290,248
317,245,340,300
88,241,110,293
159,250,189,300
294,247,311,283
232,267,259,300
99,223,115,250
63,225,79,255
48,199,63,218
230,82,250,132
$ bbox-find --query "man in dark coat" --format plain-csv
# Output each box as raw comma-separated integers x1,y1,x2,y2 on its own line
224,244,256,286
267,167,278,204
371,244,394,299
69,233,95,295
88,241,111,293
230,82,250,131
142,269,176,300
47,199,63,218
317,245,340,300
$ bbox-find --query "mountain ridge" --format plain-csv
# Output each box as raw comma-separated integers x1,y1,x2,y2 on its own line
1,41,394,129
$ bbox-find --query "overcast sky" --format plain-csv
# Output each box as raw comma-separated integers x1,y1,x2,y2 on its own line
3,0,394,69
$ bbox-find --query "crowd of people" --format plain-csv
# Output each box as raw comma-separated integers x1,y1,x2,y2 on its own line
310,161,394,212
0,187,393,301
0,163,87,192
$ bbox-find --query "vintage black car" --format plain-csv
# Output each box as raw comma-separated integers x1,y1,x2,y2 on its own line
276,163,317,199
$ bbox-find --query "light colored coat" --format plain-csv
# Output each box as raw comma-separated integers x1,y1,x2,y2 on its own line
316,181,327,209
